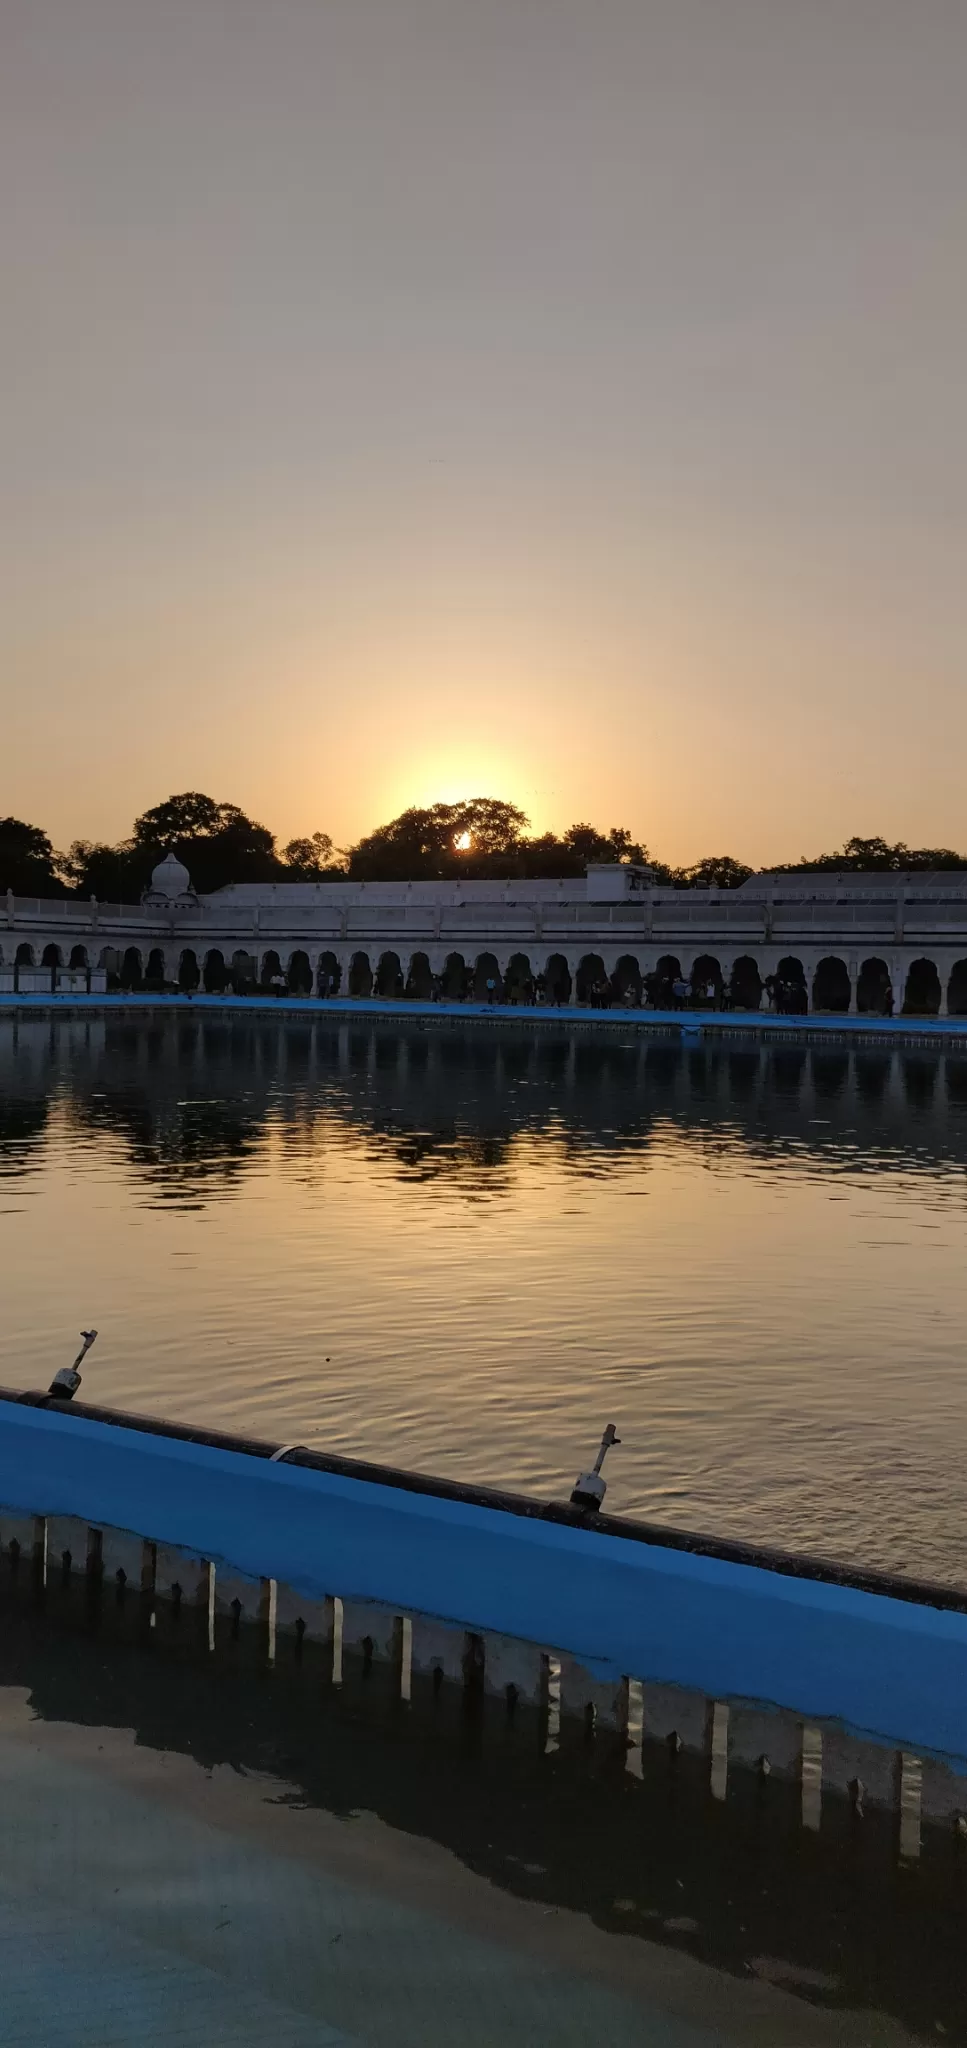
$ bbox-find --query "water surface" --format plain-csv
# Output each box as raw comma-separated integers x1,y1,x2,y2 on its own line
3,1014,967,1583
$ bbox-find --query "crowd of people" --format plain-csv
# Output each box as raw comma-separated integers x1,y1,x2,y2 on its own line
176,960,898,1014
311,964,778,1010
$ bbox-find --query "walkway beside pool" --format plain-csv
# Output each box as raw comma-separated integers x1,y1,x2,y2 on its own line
0,1598,927,2048
2,988,967,1043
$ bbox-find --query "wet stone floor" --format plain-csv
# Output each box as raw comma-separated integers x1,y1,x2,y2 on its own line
0,1581,964,2046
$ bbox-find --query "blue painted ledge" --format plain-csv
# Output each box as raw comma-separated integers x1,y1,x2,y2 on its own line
1,1398,967,1767
2,990,966,1039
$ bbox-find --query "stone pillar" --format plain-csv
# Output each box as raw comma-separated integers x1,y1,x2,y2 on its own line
938,967,950,1018
892,959,906,1013
848,956,858,1015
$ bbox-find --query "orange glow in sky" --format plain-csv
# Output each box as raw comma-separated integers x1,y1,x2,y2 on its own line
3,1,967,867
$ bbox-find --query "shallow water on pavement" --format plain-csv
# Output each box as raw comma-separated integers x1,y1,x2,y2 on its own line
0,1594,961,2045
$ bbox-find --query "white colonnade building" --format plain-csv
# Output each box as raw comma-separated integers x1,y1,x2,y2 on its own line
5,855,967,1015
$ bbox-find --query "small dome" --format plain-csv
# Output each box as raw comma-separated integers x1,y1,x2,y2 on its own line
150,850,192,898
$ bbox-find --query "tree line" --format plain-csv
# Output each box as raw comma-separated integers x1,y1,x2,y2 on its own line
1,794,965,898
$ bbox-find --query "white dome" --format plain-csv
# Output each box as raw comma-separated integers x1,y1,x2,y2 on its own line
150,851,192,899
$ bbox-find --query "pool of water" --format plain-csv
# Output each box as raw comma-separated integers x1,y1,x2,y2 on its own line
3,1013,967,1585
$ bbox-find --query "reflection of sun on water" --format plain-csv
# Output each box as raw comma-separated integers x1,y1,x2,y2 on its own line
454,830,473,851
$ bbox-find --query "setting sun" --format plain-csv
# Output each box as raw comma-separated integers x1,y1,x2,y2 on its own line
454,830,473,852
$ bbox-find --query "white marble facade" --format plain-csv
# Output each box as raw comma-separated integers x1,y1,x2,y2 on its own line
5,858,967,1014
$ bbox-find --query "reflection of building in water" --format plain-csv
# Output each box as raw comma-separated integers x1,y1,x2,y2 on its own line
2,1015,966,1196
7,860,967,1014
8,1601,961,2046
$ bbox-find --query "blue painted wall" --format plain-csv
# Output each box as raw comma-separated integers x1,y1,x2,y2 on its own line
1,988,966,1038
2,1398,966,1764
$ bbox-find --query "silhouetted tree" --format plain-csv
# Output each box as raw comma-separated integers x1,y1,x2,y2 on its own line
280,832,346,877
671,855,753,889
563,823,646,865
19,787,967,901
777,836,967,874
0,817,65,895
348,803,654,880
60,839,146,899
132,792,226,844
348,799,529,879
517,832,584,878
61,792,281,898
132,791,278,891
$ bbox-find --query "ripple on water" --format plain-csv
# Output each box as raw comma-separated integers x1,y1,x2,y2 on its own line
2,1015,967,1583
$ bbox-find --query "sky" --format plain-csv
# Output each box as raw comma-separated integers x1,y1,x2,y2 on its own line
2,0,966,868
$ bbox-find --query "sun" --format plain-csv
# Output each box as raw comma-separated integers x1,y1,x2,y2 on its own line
454,830,473,852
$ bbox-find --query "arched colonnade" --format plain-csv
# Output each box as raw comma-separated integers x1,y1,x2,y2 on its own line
7,939,967,1014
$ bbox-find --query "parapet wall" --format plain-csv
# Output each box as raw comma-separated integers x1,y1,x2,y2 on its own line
1,1390,965,1850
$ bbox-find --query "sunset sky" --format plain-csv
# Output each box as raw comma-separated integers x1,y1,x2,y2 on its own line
2,0,966,865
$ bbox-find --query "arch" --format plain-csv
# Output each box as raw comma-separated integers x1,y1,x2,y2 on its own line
611,954,642,1005
228,948,257,992
903,957,941,1015
41,943,61,968
120,945,143,990
14,943,34,968
375,950,403,998
690,954,722,1006
203,948,227,993
947,960,967,1017
473,951,502,1001
348,951,372,997
811,956,850,1013
178,948,200,991
857,957,892,1015
145,946,166,986
576,953,607,1004
503,952,533,1004
649,954,682,1006
288,949,313,995
730,955,762,1011
543,954,571,1005
98,946,119,975
260,949,283,987
442,952,468,1000
316,950,341,997
405,951,433,999
771,955,807,1014
68,944,88,970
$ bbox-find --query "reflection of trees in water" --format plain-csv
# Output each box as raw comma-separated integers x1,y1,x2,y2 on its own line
276,1099,517,1192
1,1018,967,1205
369,1126,515,1190
0,1094,50,1177
66,1091,266,1199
